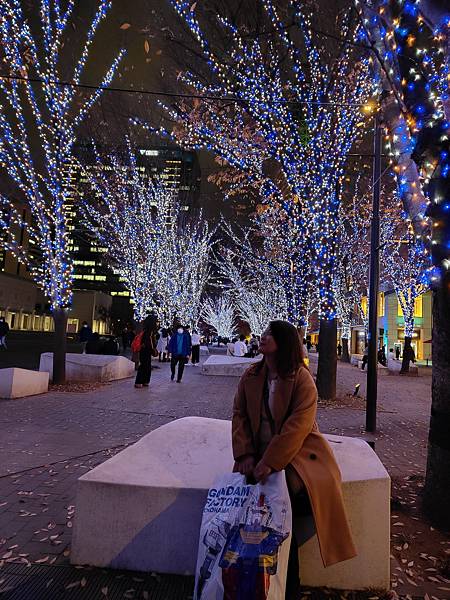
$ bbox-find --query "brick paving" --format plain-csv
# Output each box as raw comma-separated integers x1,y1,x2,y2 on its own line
0,352,439,598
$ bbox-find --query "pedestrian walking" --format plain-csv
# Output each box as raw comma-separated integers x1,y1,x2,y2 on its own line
361,344,369,371
133,321,158,389
191,329,201,365
232,320,356,599
0,317,10,350
395,346,401,360
168,326,192,382
78,321,92,353
337,342,342,357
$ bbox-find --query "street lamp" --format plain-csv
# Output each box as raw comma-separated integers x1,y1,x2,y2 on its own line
366,109,382,433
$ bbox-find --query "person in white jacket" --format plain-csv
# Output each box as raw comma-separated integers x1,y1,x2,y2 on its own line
233,334,248,357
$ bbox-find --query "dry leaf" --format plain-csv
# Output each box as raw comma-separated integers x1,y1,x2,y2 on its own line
144,40,150,54
65,581,80,590
35,556,49,563
120,23,131,30
2,551,12,559
81,577,87,588
101,587,108,596
190,2,197,11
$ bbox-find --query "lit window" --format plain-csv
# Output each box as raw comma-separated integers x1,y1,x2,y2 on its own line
361,296,368,316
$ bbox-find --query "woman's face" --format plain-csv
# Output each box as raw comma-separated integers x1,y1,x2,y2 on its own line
259,328,278,355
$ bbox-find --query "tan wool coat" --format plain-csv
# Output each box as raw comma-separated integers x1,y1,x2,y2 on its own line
232,362,357,567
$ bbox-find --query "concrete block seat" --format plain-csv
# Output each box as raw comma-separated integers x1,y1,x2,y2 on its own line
0,367,49,399
201,354,261,377
388,358,418,376
39,353,135,383
351,354,362,366
71,417,390,591
199,345,210,356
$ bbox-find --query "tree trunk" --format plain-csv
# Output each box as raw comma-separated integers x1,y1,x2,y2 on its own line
341,337,350,363
316,318,337,400
423,273,450,529
400,336,412,373
53,308,68,384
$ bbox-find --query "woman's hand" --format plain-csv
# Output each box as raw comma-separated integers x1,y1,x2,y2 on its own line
236,454,255,477
254,460,272,484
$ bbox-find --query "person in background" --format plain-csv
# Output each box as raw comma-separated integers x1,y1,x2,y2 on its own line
122,325,130,353
156,326,169,362
361,344,369,371
337,342,342,357
86,332,102,354
168,326,192,382
0,317,10,350
102,336,119,355
78,321,92,354
377,346,387,367
395,346,401,360
134,320,158,389
302,338,310,367
233,334,248,357
388,348,395,361
191,329,201,366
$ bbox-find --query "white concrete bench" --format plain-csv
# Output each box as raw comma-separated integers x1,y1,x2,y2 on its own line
71,417,390,591
201,355,260,377
200,345,209,356
39,353,135,383
350,354,362,366
388,358,418,376
0,368,49,399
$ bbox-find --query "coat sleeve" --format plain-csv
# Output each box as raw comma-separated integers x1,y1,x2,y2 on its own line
262,368,317,472
232,376,256,460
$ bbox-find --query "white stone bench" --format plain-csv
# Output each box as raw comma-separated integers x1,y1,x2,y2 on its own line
0,368,49,399
201,355,260,377
71,417,390,591
39,353,135,383
200,345,209,356
351,354,363,366
387,358,418,376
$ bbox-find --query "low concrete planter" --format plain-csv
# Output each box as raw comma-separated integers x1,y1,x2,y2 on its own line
0,367,49,399
39,353,135,383
388,358,418,376
71,417,390,591
201,355,261,377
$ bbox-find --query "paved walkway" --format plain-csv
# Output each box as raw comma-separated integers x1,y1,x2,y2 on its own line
0,353,441,598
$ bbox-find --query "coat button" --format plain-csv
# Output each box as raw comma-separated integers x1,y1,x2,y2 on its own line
309,453,317,460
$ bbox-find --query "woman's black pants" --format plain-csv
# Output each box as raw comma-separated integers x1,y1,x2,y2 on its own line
135,349,152,385
191,345,200,364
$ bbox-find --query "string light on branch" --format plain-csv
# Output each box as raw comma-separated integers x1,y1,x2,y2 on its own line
0,0,124,311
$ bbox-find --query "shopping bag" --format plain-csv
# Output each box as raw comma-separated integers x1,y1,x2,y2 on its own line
194,471,292,600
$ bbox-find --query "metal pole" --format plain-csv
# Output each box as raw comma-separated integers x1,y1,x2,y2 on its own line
366,114,382,432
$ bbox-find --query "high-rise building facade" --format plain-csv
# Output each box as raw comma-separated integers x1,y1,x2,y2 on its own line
66,144,201,306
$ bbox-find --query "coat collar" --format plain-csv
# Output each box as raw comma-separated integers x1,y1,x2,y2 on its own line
244,363,296,435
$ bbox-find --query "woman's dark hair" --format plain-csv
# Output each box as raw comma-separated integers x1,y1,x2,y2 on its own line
267,320,305,378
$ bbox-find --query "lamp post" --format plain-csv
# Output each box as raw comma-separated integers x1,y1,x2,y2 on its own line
366,112,382,432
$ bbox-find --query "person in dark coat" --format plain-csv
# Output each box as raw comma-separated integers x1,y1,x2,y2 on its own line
78,321,92,353
85,332,102,354
0,317,10,350
135,321,157,388
168,326,192,382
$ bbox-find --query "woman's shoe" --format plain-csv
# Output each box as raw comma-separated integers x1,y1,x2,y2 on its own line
134,384,143,388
